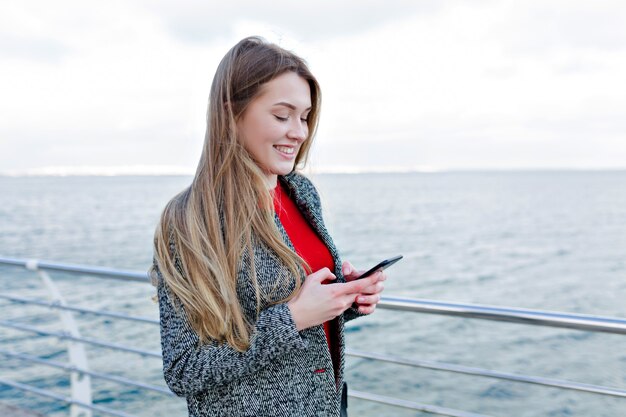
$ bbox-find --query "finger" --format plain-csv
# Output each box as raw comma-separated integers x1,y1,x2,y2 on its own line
358,304,376,314
355,294,380,305
358,281,385,295
343,264,366,282
339,274,379,295
346,269,367,282
356,270,384,281
308,267,336,283
341,261,354,276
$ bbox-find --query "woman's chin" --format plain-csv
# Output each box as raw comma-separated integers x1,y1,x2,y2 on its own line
271,163,296,176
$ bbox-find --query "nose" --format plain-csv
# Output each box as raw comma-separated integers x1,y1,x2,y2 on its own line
287,120,307,142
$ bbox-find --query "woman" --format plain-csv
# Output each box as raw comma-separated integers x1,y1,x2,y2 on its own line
149,36,386,417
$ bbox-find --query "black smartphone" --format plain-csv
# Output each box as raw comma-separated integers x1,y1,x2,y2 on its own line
355,255,403,280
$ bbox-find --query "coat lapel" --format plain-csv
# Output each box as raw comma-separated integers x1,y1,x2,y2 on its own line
278,173,345,284
279,172,347,393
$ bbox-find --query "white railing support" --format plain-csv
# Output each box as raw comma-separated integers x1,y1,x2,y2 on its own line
35,265,92,417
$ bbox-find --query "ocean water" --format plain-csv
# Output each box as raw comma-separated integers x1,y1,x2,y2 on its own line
0,171,625,416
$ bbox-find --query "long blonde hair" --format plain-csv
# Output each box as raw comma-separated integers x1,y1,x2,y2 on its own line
150,36,322,352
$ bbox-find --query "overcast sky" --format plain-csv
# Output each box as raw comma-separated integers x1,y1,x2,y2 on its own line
1,0,625,175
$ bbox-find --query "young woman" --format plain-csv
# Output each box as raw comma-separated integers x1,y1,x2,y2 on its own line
150,36,387,417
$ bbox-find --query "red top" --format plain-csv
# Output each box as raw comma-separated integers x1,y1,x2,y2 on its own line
272,180,338,381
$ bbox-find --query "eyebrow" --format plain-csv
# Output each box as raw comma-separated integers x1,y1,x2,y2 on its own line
273,102,312,111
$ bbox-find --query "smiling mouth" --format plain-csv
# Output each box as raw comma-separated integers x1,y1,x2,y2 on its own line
273,145,296,156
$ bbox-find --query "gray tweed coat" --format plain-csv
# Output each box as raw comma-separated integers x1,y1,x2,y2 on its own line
151,171,367,417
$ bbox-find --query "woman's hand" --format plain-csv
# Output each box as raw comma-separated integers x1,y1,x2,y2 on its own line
342,260,386,315
287,267,380,331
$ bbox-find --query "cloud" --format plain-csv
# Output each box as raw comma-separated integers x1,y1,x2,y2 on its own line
0,33,72,63
129,0,447,44
493,1,626,56
1,0,625,173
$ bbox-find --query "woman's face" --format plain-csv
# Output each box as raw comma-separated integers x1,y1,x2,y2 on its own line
237,71,312,188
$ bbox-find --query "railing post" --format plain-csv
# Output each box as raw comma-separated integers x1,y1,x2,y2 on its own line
26,259,93,417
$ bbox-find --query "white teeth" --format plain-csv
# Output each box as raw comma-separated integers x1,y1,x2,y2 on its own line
274,145,294,154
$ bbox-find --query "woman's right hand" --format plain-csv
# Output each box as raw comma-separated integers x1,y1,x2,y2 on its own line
287,267,380,331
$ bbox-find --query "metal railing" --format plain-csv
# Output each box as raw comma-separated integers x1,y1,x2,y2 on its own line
1,256,625,417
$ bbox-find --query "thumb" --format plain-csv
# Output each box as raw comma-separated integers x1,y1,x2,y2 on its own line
309,267,336,283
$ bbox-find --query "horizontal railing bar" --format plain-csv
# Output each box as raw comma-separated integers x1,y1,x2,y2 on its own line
378,296,626,335
347,349,626,398
3,257,626,334
0,294,159,324
0,256,148,283
0,349,174,396
349,389,493,417
0,377,138,417
0,320,161,358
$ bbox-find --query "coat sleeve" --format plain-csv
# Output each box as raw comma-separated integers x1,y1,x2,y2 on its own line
153,259,309,397
342,304,368,322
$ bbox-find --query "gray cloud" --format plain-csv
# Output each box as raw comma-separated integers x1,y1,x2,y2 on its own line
2,0,625,174
493,1,626,56
131,0,447,44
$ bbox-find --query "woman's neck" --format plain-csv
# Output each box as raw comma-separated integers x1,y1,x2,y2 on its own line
265,174,278,189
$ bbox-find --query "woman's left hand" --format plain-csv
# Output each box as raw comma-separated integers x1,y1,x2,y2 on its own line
341,260,386,315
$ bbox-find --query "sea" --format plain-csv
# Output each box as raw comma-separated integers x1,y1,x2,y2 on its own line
0,171,625,417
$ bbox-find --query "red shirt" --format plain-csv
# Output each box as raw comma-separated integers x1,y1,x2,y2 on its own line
272,180,339,381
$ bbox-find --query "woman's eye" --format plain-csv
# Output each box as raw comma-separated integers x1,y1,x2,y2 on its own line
274,115,308,123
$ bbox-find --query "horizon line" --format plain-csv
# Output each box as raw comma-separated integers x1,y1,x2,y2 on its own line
2,165,626,177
